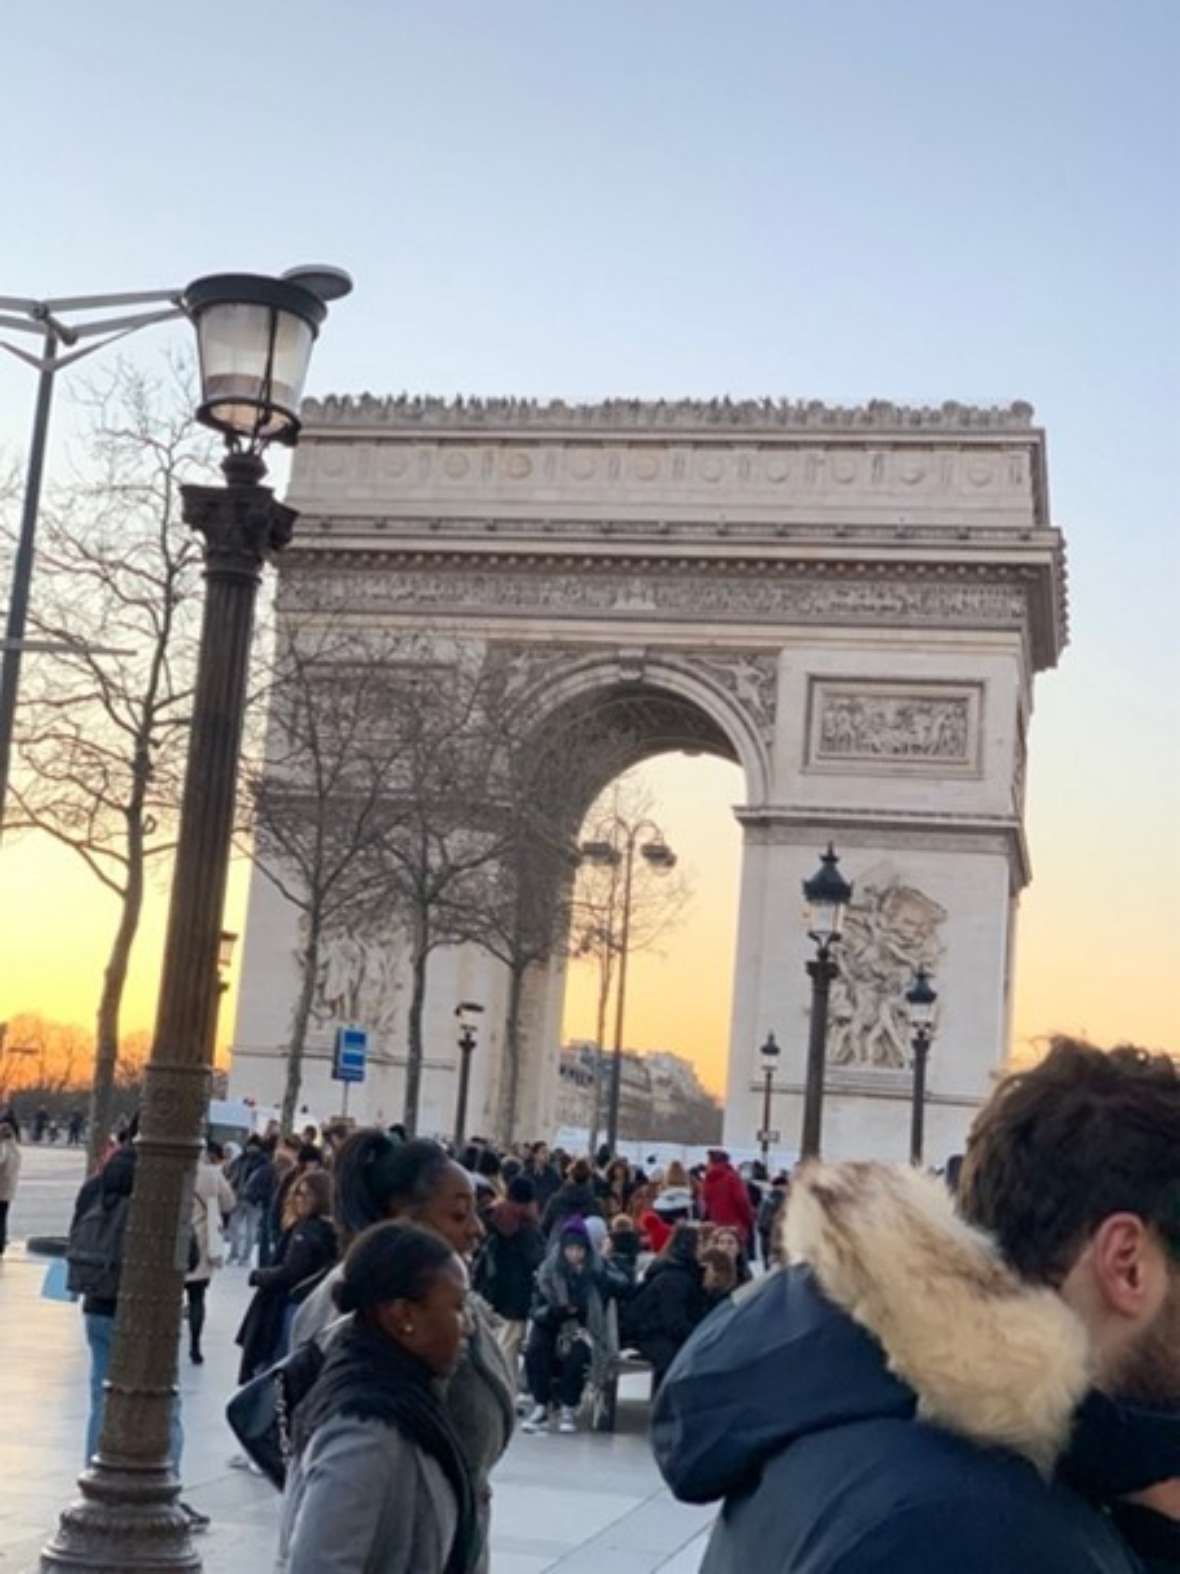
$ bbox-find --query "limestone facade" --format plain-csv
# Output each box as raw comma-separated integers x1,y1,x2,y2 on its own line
229,397,1066,1161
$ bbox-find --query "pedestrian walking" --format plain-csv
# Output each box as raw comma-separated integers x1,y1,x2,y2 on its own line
292,1131,514,1574
226,1135,268,1266
540,1157,603,1238
236,1168,336,1382
654,1039,1180,1573
277,1222,477,1574
524,1142,562,1212
65,1127,207,1532
185,1140,235,1364
0,1114,21,1257
700,1149,755,1250
474,1175,545,1373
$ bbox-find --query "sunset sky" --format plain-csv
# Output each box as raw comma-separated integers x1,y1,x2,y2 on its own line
1,1,1177,1099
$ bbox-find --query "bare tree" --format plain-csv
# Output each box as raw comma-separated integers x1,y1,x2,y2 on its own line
364,643,523,1134
244,626,435,1131
3,358,214,1169
569,773,693,1145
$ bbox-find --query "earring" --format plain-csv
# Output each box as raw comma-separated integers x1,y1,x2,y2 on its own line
403,1324,414,1333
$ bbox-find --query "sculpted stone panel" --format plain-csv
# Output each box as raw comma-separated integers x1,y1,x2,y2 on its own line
827,867,947,1070
808,681,982,773
309,919,403,1042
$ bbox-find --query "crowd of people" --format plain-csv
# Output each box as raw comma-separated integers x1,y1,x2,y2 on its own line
34,1036,1180,1571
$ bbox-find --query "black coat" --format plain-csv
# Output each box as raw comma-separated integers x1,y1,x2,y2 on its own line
622,1257,710,1351
540,1182,603,1238
526,1162,562,1212
474,1208,545,1322
236,1215,337,1382
653,1267,1180,1574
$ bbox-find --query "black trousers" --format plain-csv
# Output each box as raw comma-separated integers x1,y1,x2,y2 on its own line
185,1278,209,1352
525,1319,592,1408
0,1199,9,1255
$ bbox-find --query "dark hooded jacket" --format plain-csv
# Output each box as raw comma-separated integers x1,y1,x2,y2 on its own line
541,1180,603,1238
474,1198,545,1322
69,1141,136,1318
653,1162,1180,1574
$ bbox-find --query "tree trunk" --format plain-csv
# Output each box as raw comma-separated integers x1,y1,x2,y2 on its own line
497,963,526,1147
281,915,322,1134
86,847,145,1174
403,921,429,1135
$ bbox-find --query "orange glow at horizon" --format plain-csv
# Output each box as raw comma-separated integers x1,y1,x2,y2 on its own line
2,753,1177,1101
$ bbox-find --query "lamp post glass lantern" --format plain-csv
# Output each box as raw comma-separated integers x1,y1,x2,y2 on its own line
906,966,938,1167
453,1002,484,1150
41,266,350,1573
799,845,853,1162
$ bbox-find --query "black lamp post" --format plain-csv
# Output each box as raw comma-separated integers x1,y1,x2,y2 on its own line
453,1002,484,1149
758,1031,780,1169
799,845,853,1161
905,966,937,1167
580,821,676,1152
41,265,350,1573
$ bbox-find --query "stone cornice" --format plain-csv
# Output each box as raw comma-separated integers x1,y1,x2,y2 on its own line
301,394,1038,434
735,805,1032,890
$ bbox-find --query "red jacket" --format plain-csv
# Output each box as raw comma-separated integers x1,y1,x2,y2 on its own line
701,1160,754,1234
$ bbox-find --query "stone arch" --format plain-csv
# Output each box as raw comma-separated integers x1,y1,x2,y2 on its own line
501,647,774,813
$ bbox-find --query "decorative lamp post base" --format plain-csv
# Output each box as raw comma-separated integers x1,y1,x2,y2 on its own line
40,1458,199,1572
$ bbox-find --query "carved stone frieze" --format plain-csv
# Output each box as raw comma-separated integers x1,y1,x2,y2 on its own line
279,556,1031,638
302,394,1037,433
808,681,981,772
308,918,403,1043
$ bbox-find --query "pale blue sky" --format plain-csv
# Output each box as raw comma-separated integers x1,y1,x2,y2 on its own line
2,0,1178,1047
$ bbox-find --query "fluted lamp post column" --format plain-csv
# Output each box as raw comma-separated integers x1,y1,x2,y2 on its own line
799,845,853,1162
453,1001,484,1150
758,1031,780,1170
906,966,937,1168
41,265,351,1572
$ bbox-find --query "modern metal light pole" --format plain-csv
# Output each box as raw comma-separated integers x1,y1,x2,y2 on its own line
799,845,853,1161
906,966,937,1167
0,288,186,843
757,1031,780,1169
453,1001,484,1149
40,265,351,1573
580,818,677,1153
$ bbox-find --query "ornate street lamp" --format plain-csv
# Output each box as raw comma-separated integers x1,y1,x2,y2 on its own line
799,845,853,1160
41,265,350,1573
906,966,937,1167
758,1031,780,1169
453,1001,484,1149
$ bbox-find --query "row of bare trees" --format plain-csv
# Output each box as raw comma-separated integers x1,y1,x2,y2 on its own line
3,357,693,1151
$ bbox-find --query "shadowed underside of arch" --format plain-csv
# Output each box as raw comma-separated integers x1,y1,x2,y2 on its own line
527,682,740,826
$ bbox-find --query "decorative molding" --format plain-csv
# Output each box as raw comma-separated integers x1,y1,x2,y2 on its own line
692,652,780,738
302,394,1037,433
279,553,1032,644
806,679,982,776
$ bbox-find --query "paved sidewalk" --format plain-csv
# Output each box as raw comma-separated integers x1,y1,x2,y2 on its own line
0,1148,712,1572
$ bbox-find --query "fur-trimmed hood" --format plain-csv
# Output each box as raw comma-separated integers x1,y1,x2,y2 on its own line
784,1161,1092,1474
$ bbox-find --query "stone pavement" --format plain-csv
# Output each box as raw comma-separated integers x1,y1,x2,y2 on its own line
0,1147,712,1572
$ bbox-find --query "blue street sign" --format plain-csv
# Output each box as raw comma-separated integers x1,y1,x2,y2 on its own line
332,1025,368,1084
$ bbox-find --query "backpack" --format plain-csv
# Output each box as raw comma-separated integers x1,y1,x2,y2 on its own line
67,1193,130,1300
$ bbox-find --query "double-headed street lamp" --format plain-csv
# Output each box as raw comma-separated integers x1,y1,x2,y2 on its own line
41,265,350,1573
580,819,677,1152
758,1031,780,1169
799,845,853,1161
906,966,938,1167
453,1001,485,1149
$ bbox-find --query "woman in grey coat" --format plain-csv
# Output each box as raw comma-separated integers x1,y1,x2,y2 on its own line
278,1221,477,1574
291,1134,515,1572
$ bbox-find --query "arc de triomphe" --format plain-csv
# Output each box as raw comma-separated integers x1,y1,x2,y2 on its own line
230,395,1067,1161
